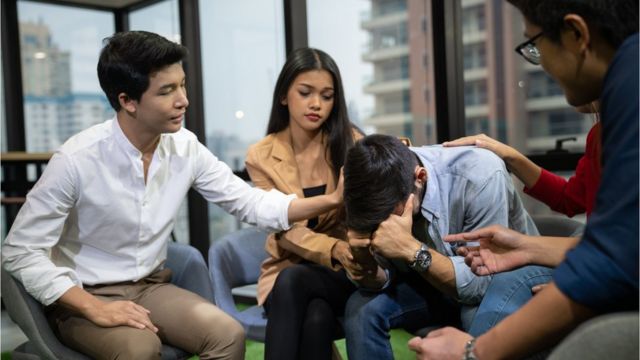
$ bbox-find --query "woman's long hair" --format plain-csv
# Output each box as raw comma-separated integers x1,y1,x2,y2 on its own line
267,47,356,181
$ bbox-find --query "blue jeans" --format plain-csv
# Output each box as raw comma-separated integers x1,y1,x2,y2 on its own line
467,265,554,336
344,272,459,360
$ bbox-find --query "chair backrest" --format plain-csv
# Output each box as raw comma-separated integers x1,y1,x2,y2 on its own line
532,215,585,237
166,242,215,303
1,268,90,360
207,227,269,319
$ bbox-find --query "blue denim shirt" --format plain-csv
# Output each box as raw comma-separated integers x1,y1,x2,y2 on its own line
382,145,539,305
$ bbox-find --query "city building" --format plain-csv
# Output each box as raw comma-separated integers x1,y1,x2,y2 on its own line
361,0,592,153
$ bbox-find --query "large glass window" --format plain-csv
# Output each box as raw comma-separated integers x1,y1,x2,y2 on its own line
199,0,285,239
460,0,592,219
17,0,114,152
309,0,436,145
1,43,5,153
129,0,180,43
129,0,189,244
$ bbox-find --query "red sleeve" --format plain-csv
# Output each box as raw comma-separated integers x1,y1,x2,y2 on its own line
524,158,589,217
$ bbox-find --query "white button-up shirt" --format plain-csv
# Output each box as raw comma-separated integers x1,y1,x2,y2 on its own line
2,118,295,305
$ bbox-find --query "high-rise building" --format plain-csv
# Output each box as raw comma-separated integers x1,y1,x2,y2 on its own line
19,21,113,152
20,20,71,97
361,0,592,153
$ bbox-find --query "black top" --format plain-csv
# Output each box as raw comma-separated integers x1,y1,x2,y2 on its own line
302,184,327,229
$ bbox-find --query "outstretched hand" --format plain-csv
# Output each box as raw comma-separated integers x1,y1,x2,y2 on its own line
445,225,531,275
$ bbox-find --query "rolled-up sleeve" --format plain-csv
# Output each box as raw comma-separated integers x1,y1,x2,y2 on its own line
192,143,296,232
1,153,81,305
451,256,492,304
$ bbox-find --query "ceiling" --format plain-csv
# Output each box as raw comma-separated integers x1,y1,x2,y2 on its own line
49,0,153,10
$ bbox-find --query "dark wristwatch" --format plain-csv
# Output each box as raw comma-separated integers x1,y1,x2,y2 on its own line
409,243,431,272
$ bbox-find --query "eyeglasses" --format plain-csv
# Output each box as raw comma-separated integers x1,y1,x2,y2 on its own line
514,31,544,65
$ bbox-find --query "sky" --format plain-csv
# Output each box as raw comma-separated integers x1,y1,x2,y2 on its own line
16,0,374,142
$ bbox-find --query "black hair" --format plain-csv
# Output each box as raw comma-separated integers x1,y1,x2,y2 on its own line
267,47,355,181
344,134,419,234
507,0,638,49
97,31,188,111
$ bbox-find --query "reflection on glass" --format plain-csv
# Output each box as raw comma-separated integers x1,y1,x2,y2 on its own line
129,0,180,44
310,0,436,145
199,0,285,239
17,0,115,152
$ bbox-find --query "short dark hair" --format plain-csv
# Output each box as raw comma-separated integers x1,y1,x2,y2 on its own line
267,47,355,181
344,134,419,234
97,31,188,111
507,0,638,49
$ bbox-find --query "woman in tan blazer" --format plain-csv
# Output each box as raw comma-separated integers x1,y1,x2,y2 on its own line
245,47,362,360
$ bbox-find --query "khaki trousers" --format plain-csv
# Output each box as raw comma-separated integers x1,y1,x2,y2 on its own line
47,268,245,360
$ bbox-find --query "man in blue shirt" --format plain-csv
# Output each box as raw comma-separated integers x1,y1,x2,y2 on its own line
341,134,544,359
409,1,639,359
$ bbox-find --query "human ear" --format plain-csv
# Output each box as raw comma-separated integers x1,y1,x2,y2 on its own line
280,96,288,106
118,93,136,113
563,14,591,54
414,166,427,186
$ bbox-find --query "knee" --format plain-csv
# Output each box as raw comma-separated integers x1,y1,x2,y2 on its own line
272,265,307,297
344,292,387,332
305,299,334,329
115,332,162,360
200,312,245,359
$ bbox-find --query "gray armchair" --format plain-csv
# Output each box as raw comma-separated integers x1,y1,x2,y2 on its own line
1,242,213,360
208,227,269,342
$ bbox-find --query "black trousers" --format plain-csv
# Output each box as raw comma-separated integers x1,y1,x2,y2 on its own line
264,263,356,360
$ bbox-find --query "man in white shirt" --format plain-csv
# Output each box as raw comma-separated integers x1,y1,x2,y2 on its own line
2,31,342,360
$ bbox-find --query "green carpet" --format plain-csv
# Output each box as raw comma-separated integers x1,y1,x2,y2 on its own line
242,328,414,359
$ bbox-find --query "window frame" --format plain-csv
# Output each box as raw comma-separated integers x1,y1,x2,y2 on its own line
1,0,584,257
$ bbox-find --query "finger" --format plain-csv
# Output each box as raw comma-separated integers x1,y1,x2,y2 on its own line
407,337,423,352
350,238,371,248
442,136,477,147
132,303,151,315
456,246,469,256
532,284,548,294
445,227,499,243
127,307,158,332
402,194,414,219
126,319,148,330
426,328,445,338
472,264,492,276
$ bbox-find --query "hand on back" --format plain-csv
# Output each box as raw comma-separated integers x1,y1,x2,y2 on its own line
443,133,519,161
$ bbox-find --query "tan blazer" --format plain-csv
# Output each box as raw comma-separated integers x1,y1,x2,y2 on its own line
246,127,358,306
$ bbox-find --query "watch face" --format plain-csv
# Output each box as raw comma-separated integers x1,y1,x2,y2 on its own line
411,245,432,272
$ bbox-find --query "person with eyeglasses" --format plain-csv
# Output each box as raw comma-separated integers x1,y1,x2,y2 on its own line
408,0,638,359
